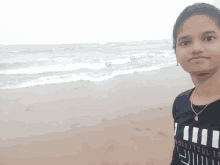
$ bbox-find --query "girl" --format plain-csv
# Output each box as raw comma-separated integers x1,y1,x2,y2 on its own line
171,3,220,165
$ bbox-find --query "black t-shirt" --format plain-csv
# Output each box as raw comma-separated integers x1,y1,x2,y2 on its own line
170,87,220,165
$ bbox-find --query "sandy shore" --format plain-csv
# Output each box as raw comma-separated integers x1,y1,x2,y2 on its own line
0,65,194,165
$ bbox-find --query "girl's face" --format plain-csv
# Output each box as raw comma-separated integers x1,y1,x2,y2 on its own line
175,15,220,74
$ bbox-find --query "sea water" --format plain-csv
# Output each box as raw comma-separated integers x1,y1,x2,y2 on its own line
0,39,176,90
0,40,178,139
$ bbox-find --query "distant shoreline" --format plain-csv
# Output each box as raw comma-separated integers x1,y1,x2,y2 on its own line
0,39,173,46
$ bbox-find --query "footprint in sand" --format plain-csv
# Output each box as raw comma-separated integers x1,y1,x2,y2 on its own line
107,144,114,152
134,127,141,131
133,127,152,131
154,131,168,138
104,144,115,154
145,128,151,131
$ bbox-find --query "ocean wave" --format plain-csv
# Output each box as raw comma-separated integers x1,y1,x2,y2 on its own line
104,53,155,67
0,62,25,70
0,62,107,75
129,53,151,61
6,49,54,54
105,56,131,67
0,51,174,75
0,62,177,90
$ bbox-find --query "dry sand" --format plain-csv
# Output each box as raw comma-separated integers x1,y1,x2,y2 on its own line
0,65,194,165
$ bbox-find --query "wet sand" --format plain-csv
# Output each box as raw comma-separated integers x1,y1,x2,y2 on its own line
0,65,194,165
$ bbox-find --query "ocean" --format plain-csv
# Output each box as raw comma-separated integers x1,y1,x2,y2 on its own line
0,39,176,90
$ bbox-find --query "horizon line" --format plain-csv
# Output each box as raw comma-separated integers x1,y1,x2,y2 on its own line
0,39,173,46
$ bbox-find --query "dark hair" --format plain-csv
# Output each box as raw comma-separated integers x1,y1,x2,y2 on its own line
173,3,220,50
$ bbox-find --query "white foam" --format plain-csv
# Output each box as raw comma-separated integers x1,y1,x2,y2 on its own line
0,62,107,75
0,62,176,90
107,56,131,65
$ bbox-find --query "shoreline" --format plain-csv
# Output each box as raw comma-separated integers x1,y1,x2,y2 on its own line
0,65,194,165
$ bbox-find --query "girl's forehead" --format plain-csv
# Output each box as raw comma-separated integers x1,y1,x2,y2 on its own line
177,15,219,37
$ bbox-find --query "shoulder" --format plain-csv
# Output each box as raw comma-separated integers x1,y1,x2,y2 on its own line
175,88,194,102
172,87,195,117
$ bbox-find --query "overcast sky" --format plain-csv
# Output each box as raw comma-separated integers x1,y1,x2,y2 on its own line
0,0,216,45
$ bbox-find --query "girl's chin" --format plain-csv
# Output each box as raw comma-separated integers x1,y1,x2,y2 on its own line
187,67,218,75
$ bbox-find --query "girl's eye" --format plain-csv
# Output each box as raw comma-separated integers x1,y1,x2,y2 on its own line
204,36,215,41
179,41,190,46
179,36,216,46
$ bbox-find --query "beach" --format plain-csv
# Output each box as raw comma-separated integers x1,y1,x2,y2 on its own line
0,65,194,165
